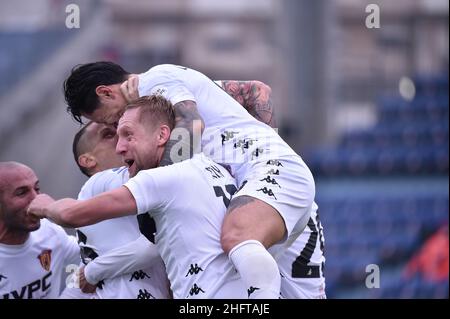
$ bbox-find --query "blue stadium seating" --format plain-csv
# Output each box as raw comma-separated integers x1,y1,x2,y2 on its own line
306,74,449,298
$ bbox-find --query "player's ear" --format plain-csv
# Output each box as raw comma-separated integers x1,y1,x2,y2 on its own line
78,154,97,171
158,125,171,146
96,85,113,99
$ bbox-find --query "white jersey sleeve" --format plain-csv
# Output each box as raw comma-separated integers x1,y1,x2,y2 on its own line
62,234,80,266
44,221,80,267
124,165,176,215
138,64,195,105
78,167,128,200
84,235,160,285
75,167,170,299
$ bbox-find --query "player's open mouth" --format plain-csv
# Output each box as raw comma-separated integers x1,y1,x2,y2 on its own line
125,159,136,174
124,159,134,167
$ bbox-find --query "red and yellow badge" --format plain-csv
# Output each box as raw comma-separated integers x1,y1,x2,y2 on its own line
37,249,52,271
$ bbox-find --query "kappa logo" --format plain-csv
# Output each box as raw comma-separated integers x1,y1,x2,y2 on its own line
234,139,257,153
137,289,155,299
266,169,280,175
154,87,168,96
129,270,151,282
221,131,239,145
260,176,281,188
0,274,7,282
256,187,277,200
37,249,52,271
185,264,204,277
266,160,283,167
247,286,260,297
187,283,205,297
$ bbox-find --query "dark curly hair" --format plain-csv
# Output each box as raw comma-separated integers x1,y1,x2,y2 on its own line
63,61,130,124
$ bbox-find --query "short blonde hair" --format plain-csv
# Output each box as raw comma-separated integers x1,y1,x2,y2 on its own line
125,95,175,130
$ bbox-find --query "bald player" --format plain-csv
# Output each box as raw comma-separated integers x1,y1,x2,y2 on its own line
61,122,170,299
0,162,80,299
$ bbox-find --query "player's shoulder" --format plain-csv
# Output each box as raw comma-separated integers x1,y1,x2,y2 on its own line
188,153,235,182
86,166,129,186
142,64,190,77
149,64,186,72
133,154,205,183
78,167,129,199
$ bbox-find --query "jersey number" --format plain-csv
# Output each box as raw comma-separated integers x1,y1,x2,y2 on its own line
291,211,325,278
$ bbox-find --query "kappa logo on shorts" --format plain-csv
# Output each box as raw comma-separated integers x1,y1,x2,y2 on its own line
137,289,155,299
37,249,52,271
129,270,151,282
185,264,204,277
256,187,277,200
0,274,7,282
260,176,281,188
247,286,260,297
266,169,280,175
266,160,283,167
187,283,205,297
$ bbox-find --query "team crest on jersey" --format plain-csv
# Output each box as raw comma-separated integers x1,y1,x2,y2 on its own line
37,249,52,271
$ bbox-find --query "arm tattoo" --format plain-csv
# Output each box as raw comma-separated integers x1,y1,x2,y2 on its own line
159,100,204,167
222,80,276,128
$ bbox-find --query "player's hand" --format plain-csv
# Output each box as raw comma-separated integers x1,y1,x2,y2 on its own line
27,194,55,218
79,266,97,294
120,75,140,102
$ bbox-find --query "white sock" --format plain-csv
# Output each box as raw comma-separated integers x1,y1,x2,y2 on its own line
229,240,281,299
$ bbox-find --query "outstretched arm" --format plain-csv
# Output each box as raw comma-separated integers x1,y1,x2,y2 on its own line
221,80,276,128
27,187,136,228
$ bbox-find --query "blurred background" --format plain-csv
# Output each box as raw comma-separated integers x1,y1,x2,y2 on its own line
0,0,448,298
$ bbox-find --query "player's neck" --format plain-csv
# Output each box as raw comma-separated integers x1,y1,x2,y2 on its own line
0,227,30,245
155,147,165,167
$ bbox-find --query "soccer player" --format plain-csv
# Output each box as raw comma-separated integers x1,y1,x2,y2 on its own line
62,122,170,299
77,82,326,298
63,62,318,298
29,95,248,299
0,162,80,299
221,81,326,298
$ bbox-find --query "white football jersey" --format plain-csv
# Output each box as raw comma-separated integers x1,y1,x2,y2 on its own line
125,153,247,299
0,219,80,299
76,167,170,299
137,64,298,182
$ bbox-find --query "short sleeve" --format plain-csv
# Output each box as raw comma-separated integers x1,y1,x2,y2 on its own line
42,220,80,265
138,64,196,105
78,168,128,200
63,234,81,265
124,166,177,215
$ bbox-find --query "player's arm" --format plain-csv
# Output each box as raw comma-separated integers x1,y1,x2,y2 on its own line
27,187,136,228
159,100,204,166
83,234,160,285
220,80,276,128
